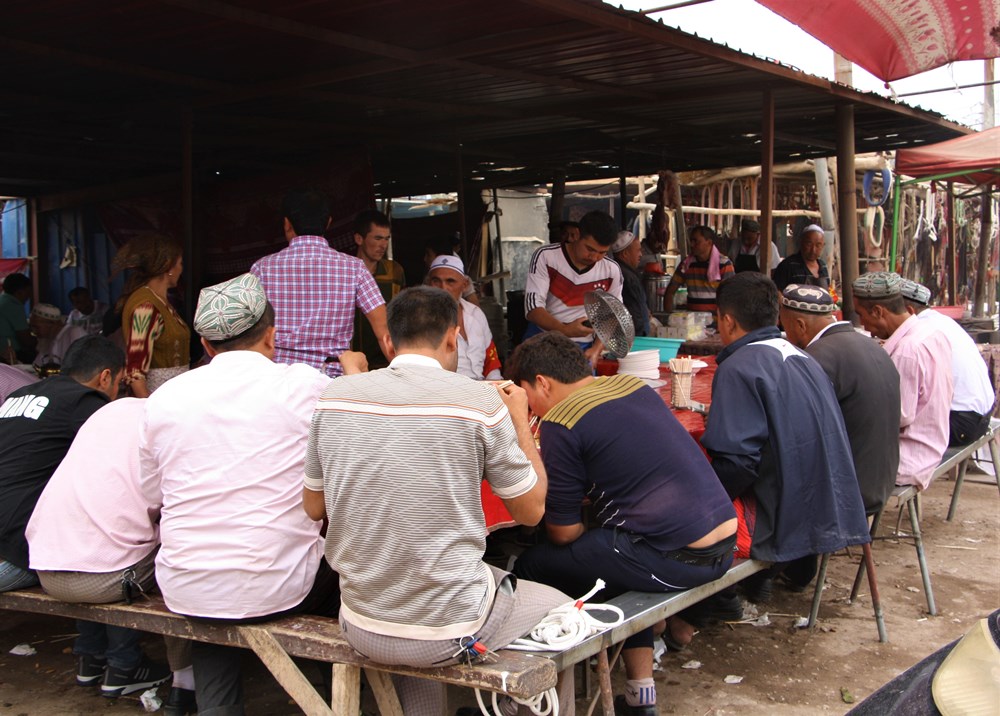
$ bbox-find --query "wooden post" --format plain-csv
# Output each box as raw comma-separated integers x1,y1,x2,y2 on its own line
456,147,468,261
836,103,860,323
946,182,956,305
619,150,628,229
759,89,774,274
974,188,993,317
550,170,566,243
181,109,194,320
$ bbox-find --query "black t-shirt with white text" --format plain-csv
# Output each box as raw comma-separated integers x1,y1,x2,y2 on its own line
0,376,109,568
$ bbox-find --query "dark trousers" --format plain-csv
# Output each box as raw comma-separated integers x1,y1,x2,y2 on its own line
192,560,340,716
514,529,733,649
949,410,991,447
75,620,142,671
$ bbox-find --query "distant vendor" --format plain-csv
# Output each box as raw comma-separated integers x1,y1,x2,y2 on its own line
726,219,781,274
663,225,734,314
773,224,829,291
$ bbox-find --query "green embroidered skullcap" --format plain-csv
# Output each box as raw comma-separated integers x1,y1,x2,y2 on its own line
194,273,267,341
852,271,902,299
900,279,931,306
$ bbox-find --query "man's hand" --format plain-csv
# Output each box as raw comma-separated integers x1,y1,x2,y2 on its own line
338,350,368,375
495,381,530,430
562,317,594,339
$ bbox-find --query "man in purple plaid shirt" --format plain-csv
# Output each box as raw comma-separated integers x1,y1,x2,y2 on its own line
251,189,390,377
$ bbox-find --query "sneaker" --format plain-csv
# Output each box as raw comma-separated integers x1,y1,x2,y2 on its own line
101,655,171,697
76,654,107,686
162,686,197,716
614,695,658,715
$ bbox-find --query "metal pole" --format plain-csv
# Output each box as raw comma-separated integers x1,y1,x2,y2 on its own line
492,187,506,303
890,175,902,272
836,103,859,323
946,182,956,304
549,170,566,243
181,109,194,320
456,147,468,261
974,188,993,317
619,149,628,229
759,89,774,274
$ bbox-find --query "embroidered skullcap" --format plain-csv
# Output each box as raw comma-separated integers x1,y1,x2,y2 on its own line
611,230,637,254
740,219,760,233
194,273,267,341
801,224,825,237
781,284,836,314
900,279,931,306
429,254,465,277
30,303,64,322
852,271,902,299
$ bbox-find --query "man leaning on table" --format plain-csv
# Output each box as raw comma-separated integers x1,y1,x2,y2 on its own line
507,331,737,716
303,286,576,716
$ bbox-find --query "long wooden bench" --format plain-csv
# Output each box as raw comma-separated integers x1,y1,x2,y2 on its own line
0,559,771,716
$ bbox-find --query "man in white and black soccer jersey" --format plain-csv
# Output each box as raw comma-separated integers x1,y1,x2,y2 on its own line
303,286,577,716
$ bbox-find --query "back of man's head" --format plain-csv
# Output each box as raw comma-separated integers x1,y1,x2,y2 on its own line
578,211,618,247
387,286,457,351
207,302,276,353
506,333,591,386
717,272,779,332
354,209,390,238
855,295,907,316
61,335,124,383
282,188,330,237
2,273,31,296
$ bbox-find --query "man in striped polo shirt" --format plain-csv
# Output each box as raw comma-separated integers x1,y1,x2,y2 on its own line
663,225,735,314
304,286,576,715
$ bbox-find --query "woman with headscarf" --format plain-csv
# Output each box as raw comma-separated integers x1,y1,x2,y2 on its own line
112,234,190,397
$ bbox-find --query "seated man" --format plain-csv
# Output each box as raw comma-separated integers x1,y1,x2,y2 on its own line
67,286,110,336
26,398,189,709
29,303,89,370
427,254,501,380
701,273,869,593
507,332,738,716
853,273,954,490
0,363,36,403
0,335,123,593
663,225,735,314
524,210,622,364
140,274,364,715
779,285,901,515
0,272,36,363
726,219,781,274
303,286,575,716
900,279,995,447
772,225,830,291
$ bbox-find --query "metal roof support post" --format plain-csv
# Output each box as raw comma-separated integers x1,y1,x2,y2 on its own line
619,149,628,229
28,198,39,306
890,174,903,272
836,103,859,323
945,182,956,304
974,188,992,317
181,109,195,321
550,170,566,244
759,89,774,274
456,147,468,261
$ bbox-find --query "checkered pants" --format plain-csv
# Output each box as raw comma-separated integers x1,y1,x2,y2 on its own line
341,565,575,715
37,548,191,669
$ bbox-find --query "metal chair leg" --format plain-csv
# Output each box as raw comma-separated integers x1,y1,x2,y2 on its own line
861,543,888,643
807,553,831,629
907,495,937,615
990,433,1000,500
851,510,882,603
947,458,970,521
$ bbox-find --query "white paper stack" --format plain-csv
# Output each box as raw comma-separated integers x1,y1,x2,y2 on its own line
617,349,661,380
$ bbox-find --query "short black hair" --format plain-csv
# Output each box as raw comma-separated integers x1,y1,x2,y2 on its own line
61,335,125,382
716,272,779,331
690,225,717,243
3,273,31,295
282,188,330,237
68,286,90,301
207,301,276,352
901,297,928,314
578,211,618,247
424,235,458,258
506,332,591,386
856,295,907,316
387,286,457,350
354,209,390,237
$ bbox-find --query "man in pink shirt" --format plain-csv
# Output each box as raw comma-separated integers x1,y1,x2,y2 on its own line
140,273,365,715
852,272,954,490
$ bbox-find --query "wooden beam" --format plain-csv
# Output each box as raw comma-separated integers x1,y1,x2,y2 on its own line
363,668,405,716
759,89,774,273
37,174,181,213
836,103,859,323
946,183,957,304
331,664,361,716
238,627,333,716
773,131,837,152
973,188,992,317
181,110,195,319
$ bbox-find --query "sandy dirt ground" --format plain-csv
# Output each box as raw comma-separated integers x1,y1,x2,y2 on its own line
0,470,997,716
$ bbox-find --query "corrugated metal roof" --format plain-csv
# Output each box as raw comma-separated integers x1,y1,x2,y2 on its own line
0,0,970,199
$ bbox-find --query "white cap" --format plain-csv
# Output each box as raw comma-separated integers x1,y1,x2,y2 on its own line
429,254,465,276
611,230,637,254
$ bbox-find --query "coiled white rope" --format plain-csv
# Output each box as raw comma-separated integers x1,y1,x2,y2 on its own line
474,579,625,716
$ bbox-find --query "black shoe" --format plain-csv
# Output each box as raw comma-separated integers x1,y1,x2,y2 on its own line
76,654,107,686
163,686,197,716
741,574,774,605
681,590,745,626
614,695,658,715
101,655,171,697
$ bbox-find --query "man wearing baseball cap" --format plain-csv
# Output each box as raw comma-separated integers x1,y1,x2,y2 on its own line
900,279,995,447
852,272,953,490
427,254,502,380
140,273,365,715
726,218,782,274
